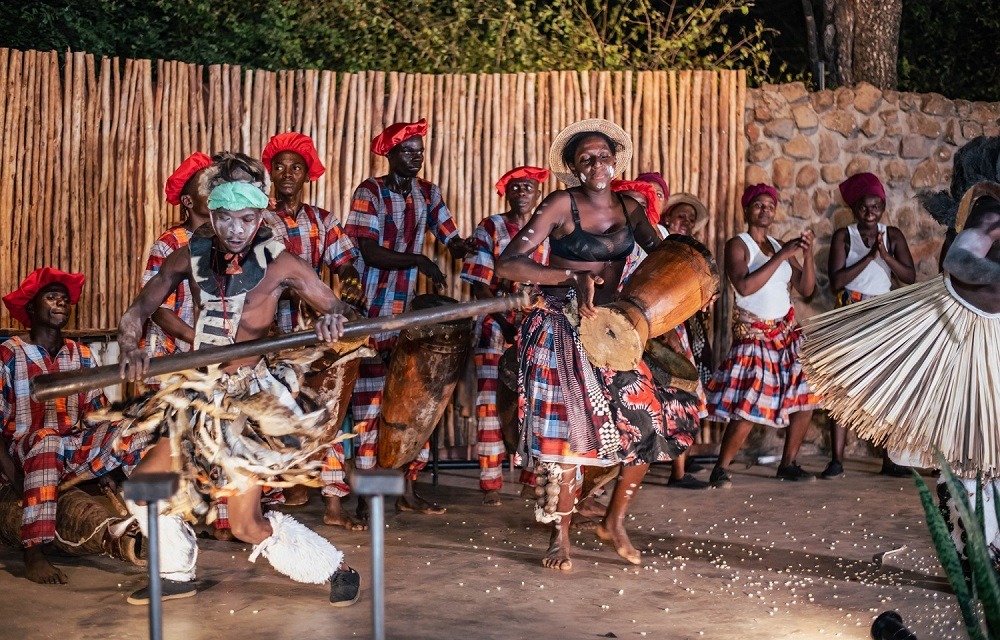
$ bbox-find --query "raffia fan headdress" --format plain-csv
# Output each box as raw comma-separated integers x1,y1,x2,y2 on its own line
548,119,633,187
920,135,1000,229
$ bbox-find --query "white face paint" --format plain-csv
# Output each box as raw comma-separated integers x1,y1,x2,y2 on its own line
527,229,535,234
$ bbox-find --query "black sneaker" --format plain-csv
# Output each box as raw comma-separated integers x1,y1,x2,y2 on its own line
709,467,733,489
776,462,816,482
667,473,711,490
329,566,361,607
880,462,911,477
820,461,844,479
126,579,197,605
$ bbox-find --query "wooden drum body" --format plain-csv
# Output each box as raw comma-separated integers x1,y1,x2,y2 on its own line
579,235,719,371
377,295,473,469
302,337,369,441
496,346,520,455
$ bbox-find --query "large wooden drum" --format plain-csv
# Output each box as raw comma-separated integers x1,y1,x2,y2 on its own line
0,485,144,565
377,294,473,469
301,336,370,440
643,337,700,394
579,235,719,371
496,346,520,455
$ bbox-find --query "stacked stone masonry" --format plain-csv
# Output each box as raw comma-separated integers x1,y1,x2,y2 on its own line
745,81,1000,316
741,82,1000,458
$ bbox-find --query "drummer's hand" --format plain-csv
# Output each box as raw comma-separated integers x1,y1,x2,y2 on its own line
315,313,347,343
447,236,476,260
571,271,605,319
119,348,150,382
417,256,447,287
339,276,365,308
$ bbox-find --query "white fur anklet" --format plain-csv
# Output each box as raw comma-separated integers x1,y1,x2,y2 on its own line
248,512,344,584
125,499,198,582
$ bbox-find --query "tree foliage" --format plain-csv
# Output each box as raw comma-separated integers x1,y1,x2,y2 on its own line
1,0,774,78
897,0,1000,102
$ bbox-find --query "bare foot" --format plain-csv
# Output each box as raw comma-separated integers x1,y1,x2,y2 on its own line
282,485,310,506
542,523,572,571
323,496,369,531
482,490,503,506
577,496,607,519
596,522,641,565
213,527,236,542
396,493,446,515
24,547,67,584
355,496,369,522
571,513,598,531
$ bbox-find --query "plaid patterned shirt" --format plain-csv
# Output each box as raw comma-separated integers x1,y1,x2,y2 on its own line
345,177,459,330
263,202,358,273
461,214,549,295
142,225,194,356
0,337,107,441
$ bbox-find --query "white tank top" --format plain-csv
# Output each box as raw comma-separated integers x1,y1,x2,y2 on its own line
843,223,892,296
734,233,792,320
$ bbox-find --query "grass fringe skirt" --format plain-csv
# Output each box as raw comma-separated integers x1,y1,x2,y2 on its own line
800,275,1000,477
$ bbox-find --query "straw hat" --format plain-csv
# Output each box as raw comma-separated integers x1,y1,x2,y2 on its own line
664,192,709,234
548,119,633,187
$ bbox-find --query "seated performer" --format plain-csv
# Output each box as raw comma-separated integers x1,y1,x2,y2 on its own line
261,131,366,530
345,118,473,516
461,165,549,506
707,184,818,489
802,138,1000,574
497,119,696,571
821,172,915,479
116,154,361,606
0,268,151,584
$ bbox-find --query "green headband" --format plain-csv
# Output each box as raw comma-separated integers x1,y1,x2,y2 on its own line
207,181,269,211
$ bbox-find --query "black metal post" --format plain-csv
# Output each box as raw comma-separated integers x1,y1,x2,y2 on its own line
353,469,405,640
124,473,179,640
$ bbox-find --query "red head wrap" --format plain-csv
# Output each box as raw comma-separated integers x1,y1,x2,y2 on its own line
164,152,213,206
371,119,428,157
839,172,886,208
2,267,85,328
495,166,549,196
636,172,670,202
261,132,326,181
741,184,779,209
612,179,660,225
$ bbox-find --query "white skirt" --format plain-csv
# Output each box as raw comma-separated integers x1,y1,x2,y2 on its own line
800,275,1000,477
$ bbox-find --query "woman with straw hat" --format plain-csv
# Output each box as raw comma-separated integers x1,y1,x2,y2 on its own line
496,119,696,571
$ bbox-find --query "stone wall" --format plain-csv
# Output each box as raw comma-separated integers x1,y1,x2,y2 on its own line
744,81,1000,317
736,83,1000,462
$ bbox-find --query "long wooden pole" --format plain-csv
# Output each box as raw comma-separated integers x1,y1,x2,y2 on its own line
32,294,530,401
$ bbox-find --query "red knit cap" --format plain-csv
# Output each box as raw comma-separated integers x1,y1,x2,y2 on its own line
839,172,885,207
636,172,669,201
612,179,660,225
371,119,427,156
164,152,213,205
741,184,779,209
261,132,326,181
495,166,549,196
2,267,85,328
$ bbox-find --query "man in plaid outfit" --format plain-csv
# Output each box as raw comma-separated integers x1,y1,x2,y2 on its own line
261,131,367,531
0,268,151,584
461,166,549,505
345,118,474,516
142,152,215,362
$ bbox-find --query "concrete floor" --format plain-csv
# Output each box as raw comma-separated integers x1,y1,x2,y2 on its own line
0,455,971,640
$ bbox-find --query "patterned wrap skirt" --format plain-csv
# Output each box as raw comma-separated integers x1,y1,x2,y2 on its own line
706,306,818,428
516,291,696,467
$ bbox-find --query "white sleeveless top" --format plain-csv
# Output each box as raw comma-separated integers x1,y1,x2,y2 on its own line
734,233,792,320
843,223,892,296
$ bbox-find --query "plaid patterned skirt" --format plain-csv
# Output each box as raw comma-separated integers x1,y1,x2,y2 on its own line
517,292,695,467
706,307,818,428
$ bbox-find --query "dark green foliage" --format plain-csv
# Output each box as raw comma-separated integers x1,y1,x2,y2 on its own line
898,0,1000,101
0,0,772,76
